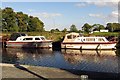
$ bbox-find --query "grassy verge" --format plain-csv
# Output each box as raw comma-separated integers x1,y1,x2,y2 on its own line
92,32,119,37
1,32,120,41
1,32,66,41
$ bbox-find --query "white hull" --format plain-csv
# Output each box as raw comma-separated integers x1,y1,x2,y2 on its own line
61,32,117,50
6,33,53,49
6,41,52,49
61,43,116,50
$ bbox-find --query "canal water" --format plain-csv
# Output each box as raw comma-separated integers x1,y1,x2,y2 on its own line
1,48,120,79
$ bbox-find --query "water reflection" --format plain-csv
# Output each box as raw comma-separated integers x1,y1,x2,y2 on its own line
62,49,119,73
1,48,120,73
2,48,53,65
62,50,116,64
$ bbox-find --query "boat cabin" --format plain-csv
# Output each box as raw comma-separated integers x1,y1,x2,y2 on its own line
6,33,52,48
15,36,47,42
8,33,49,42
62,32,116,50
63,32,80,42
63,32,108,43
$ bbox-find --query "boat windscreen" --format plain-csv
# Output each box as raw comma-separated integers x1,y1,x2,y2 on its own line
21,33,27,36
9,33,20,41
9,33,27,41
41,37,46,40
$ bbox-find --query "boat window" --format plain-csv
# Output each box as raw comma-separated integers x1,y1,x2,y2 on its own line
9,33,20,41
86,38,95,41
98,38,104,41
9,33,27,41
67,35,72,39
82,39,85,41
73,35,76,39
21,33,27,36
23,38,33,40
35,38,40,40
41,37,45,40
77,38,81,41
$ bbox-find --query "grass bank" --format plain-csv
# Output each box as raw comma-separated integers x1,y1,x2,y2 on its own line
92,32,119,37
1,31,66,41
1,32,120,41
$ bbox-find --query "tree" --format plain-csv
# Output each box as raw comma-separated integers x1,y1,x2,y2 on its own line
70,24,78,32
55,28,60,32
16,12,29,32
0,8,2,31
78,30,83,33
82,23,92,33
2,7,45,32
92,24,105,31
50,29,55,33
106,23,113,32
62,28,67,33
106,23,120,32
112,23,120,32
50,28,60,33
2,7,19,32
28,16,44,32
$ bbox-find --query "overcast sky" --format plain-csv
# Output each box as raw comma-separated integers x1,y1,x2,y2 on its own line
1,0,119,31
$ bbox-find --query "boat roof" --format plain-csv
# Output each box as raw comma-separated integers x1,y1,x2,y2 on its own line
65,32,106,38
77,36,106,38
18,36,45,38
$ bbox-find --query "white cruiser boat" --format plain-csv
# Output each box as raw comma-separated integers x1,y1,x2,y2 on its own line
61,32,116,50
6,33,52,48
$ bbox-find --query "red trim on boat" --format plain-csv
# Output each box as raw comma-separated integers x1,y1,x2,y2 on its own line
6,41,52,44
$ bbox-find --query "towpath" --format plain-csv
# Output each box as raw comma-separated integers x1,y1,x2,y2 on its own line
0,63,80,79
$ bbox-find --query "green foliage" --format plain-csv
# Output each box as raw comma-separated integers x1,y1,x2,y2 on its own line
50,28,60,33
2,7,19,32
0,8,2,31
50,29,55,33
82,23,93,33
106,23,120,32
62,28,67,33
28,16,44,32
78,30,83,33
16,12,29,32
2,7,44,32
92,32,118,37
2,32,119,42
55,28,60,32
106,23,113,32
92,24,105,31
70,24,78,32
2,7,120,33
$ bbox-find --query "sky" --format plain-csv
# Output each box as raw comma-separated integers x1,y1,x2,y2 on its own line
1,0,119,31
